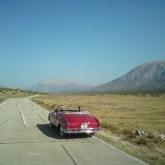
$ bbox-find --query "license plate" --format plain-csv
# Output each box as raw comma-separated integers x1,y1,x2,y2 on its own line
81,123,88,129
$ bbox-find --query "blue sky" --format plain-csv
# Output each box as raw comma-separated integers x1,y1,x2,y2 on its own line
0,0,165,88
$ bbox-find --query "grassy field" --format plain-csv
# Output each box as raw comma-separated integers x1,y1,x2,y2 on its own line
31,93,165,165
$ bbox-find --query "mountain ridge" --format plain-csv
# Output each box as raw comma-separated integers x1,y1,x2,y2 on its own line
26,60,165,93
91,60,165,92
27,79,92,93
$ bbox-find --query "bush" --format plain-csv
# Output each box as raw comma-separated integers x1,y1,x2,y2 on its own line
101,122,119,132
122,128,133,135
121,128,136,138
136,137,148,145
48,104,56,110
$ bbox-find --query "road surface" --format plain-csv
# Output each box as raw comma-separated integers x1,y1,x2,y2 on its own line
0,97,148,165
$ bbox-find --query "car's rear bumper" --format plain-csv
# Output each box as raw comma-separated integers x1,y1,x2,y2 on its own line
62,128,100,134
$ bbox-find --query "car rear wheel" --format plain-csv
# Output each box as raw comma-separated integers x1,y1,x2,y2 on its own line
87,133,94,137
60,125,66,137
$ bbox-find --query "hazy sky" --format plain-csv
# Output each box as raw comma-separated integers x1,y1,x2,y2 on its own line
0,0,165,88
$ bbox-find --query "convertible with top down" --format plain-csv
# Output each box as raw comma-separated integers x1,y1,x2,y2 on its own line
48,105,100,137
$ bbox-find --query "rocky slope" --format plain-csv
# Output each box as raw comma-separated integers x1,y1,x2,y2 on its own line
91,60,165,92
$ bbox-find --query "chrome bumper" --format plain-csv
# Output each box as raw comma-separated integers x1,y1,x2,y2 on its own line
62,128,100,134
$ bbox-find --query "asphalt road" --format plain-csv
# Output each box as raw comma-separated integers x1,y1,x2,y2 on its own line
0,97,148,165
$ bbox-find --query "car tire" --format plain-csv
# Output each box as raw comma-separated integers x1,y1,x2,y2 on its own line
60,125,66,137
87,133,94,137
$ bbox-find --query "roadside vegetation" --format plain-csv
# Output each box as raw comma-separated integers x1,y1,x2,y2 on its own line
1,87,164,165
0,86,37,103
31,93,165,165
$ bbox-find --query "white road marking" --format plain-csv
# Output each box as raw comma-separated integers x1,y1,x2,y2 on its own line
21,113,28,127
17,99,21,109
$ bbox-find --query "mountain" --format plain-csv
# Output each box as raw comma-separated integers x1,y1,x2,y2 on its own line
91,60,165,92
27,79,92,93
27,60,165,93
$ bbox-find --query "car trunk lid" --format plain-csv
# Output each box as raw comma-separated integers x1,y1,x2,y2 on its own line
63,113,98,128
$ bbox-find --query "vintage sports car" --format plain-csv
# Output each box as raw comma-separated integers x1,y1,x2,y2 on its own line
48,104,100,137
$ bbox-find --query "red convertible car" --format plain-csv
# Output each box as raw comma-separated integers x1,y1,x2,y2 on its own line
48,105,100,137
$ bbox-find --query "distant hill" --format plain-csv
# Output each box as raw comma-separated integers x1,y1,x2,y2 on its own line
27,79,92,93
27,61,165,93
0,87,36,102
91,60,165,92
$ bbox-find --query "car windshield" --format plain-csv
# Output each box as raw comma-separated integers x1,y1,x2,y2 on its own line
55,105,80,112
55,105,89,114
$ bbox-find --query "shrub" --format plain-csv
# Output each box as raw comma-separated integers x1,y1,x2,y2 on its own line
49,104,56,110
136,137,148,145
121,128,136,138
101,122,119,132
122,128,133,135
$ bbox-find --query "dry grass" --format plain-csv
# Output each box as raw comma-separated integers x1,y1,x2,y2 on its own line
0,87,37,103
31,93,165,165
